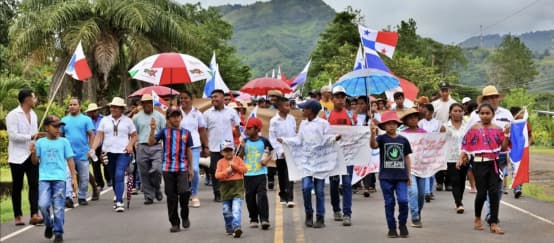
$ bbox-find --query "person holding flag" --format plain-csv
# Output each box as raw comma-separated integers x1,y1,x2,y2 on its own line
509,107,531,199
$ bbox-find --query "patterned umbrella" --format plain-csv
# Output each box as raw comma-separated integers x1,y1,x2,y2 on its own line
333,69,399,96
127,86,180,99
129,52,210,85
240,77,292,96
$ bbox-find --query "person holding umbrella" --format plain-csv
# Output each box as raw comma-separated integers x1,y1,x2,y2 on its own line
90,97,137,212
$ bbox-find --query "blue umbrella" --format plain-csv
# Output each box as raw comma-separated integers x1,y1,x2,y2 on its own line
333,69,400,96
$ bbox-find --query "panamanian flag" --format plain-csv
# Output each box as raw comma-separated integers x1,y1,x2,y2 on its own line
358,25,398,59
152,90,168,111
510,110,530,188
65,41,92,81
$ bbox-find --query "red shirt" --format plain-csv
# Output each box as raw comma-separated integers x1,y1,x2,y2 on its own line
324,109,356,125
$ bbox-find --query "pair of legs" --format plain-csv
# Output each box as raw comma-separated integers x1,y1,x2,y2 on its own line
163,172,191,227
276,159,294,203
136,144,162,202
91,147,111,189
223,198,243,234
408,175,425,223
329,166,353,218
39,180,65,238
9,157,39,221
190,147,201,201
380,179,409,231
106,153,131,204
244,175,269,223
209,152,222,201
473,161,501,225
448,163,468,208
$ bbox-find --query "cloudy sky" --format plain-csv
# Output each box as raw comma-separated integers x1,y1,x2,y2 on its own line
178,0,554,44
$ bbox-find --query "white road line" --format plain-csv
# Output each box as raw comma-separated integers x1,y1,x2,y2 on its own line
0,188,113,242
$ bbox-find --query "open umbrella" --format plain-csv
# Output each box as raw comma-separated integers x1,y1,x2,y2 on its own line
240,77,292,96
128,86,180,99
129,52,210,85
333,69,399,96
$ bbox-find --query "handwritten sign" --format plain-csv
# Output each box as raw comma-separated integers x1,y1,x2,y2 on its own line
400,132,449,178
330,126,371,166
351,149,380,185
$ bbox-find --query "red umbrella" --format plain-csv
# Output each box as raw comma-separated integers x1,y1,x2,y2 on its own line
240,77,292,96
127,86,180,99
129,52,210,85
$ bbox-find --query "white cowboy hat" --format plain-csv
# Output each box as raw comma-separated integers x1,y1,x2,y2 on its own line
85,103,102,113
108,97,127,107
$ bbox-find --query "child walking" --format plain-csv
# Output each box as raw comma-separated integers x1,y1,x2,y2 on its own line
31,115,77,242
370,111,412,238
241,117,273,230
148,106,193,233
215,140,248,238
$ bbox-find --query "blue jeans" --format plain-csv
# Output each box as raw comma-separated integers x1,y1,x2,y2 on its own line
329,166,353,216
408,175,426,222
74,160,89,199
39,181,66,236
107,153,130,203
380,179,408,230
191,147,200,196
302,177,325,216
425,176,434,194
65,167,73,198
222,198,243,233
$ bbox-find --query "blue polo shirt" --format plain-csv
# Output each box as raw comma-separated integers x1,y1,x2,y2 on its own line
61,113,94,161
36,137,74,181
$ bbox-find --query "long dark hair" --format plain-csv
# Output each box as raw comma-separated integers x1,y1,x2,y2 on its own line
448,103,463,121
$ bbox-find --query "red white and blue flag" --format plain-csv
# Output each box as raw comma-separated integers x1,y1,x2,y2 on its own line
65,41,92,81
353,45,365,71
290,59,311,88
152,90,168,111
510,110,530,188
358,25,398,59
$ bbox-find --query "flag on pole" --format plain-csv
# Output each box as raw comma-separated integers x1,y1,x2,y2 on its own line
353,45,365,71
358,25,398,59
65,41,92,81
203,52,230,98
152,90,168,111
271,68,276,78
510,109,530,188
290,59,311,88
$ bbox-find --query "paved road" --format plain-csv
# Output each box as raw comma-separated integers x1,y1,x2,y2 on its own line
1,178,553,243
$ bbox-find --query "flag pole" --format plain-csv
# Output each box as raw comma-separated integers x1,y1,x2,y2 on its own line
37,73,68,131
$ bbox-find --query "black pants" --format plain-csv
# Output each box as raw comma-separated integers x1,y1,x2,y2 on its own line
209,152,222,199
267,167,276,184
163,172,191,226
91,147,110,188
362,173,376,189
447,163,468,207
9,156,39,217
435,170,450,187
276,159,294,201
244,174,269,223
473,161,501,224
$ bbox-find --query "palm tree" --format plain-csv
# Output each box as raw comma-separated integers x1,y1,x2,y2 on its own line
9,0,201,103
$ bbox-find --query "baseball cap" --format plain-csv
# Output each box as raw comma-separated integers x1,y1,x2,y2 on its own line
220,139,235,151
462,97,471,104
332,86,348,96
439,82,450,89
298,99,322,114
246,117,263,129
166,106,182,118
44,115,65,127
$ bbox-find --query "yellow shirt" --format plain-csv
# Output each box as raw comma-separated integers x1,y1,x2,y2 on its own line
320,100,334,111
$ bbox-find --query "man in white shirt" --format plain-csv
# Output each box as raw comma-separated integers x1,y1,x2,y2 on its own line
203,89,240,202
432,82,457,124
6,88,44,225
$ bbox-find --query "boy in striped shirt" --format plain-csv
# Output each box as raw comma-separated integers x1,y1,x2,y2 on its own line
149,106,193,233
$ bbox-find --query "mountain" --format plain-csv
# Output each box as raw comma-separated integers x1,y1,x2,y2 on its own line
216,0,336,78
459,30,554,54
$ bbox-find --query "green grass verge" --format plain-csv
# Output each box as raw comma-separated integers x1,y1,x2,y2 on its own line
507,177,554,203
1,167,31,224
531,146,554,156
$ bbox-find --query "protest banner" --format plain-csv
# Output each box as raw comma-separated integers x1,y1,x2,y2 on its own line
330,126,371,166
351,149,380,185
400,132,449,178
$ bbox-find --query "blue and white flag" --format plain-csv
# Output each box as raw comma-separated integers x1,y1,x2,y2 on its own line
353,45,365,71
290,59,311,88
203,52,230,98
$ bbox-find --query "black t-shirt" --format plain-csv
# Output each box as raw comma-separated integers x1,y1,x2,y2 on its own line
376,134,412,180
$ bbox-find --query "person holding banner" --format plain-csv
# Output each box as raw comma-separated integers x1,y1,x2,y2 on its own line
458,103,510,235
357,96,377,196
444,103,468,214
370,110,412,238
322,86,356,226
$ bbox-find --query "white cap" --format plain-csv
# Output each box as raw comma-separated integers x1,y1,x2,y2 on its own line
332,86,348,96
462,97,471,104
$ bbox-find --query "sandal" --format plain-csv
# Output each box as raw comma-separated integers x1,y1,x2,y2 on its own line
474,218,484,230
490,224,505,234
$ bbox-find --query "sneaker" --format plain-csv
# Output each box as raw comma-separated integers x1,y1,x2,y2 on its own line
363,190,370,198
155,190,163,201
313,216,325,228
287,201,295,208
343,215,352,226
233,228,242,238
399,224,409,238
387,229,399,238
249,221,259,228
53,235,64,242
280,199,287,205
410,220,423,228
65,197,74,208
456,206,465,214
91,190,100,201
268,181,274,190
131,188,139,195
515,191,522,199
182,218,190,228
425,194,431,203
191,198,201,208
144,199,154,205
334,211,343,221
115,202,125,212
170,225,180,233
436,184,444,191
305,214,313,227
44,226,53,239
261,221,270,230
446,185,453,191
78,199,88,206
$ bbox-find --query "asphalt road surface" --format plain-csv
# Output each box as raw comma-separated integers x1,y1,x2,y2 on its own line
1,177,553,243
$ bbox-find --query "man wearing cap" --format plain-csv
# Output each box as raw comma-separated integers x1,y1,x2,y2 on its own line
320,85,334,111
203,89,241,202
6,88,44,225
86,103,111,190
91,97,138,212
322,86,356,226
461,97,472,116
132,94,166,205
60,98,96,206
432,82,457,124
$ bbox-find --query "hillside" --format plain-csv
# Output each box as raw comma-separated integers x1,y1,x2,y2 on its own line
459,30,553,54
216,0,336,78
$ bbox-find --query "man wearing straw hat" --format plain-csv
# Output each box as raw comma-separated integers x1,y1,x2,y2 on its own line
86,103,111,192
91,97,138,212
133,94,166,205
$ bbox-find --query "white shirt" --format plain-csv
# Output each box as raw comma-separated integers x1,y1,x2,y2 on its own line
180,107,206,148
465,106,514,133
269,113,297,159
445,120,467,162
432,98,457,123
6,106,38,164
418,118,443,133
203,106,239,152
297,117,330,142
97,115,136,153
